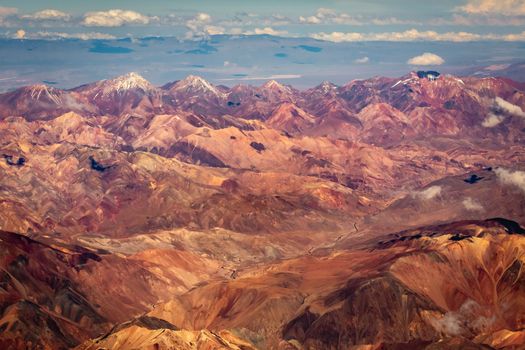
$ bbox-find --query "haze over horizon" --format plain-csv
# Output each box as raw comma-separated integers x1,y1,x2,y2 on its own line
1,1,525,89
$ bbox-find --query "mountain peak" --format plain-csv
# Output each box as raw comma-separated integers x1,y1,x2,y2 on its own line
180,75,214,89
106,72,154,93
263,80,284,89
262,80,293,94
170,75,225,98
25,84,62,104
317,81,337,93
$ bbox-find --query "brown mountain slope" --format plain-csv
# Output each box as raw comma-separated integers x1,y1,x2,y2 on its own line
144,219,525,350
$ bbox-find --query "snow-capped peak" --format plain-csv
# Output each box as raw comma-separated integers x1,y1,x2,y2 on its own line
317,81,337,93
262,80,292,94
27,84,62,104
104,72,155,94
171,75,224,97
263,80,282,88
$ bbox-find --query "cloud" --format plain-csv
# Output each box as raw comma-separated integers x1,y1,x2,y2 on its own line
494,97,525,118
495,168,525,193
185,13,225,39
463,197,484,211
298,8,415,26
245,27,289,36
30,31,117,40
299,15,321,24
82,9,151,27
299,8,361,25
482,113,504,127
407,53,445,66
22,9,70,21
299,8,362,25
354,56,369,64
456,0,525,16
414,185,442,200
14,29,25,39
430,300,496,336
310,29,525,42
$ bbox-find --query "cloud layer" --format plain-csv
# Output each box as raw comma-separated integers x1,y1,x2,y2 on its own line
414,186,442,200
495,168,525,193
82,9,152,27
3,4,525,42
494,97,525,118
407,53,445,66
457,0,525,16
482,113,504,127
22,9,71,21
463,197,484,211
311,29,525,42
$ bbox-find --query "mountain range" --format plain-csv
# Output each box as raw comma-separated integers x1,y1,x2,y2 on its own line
1,70,525,349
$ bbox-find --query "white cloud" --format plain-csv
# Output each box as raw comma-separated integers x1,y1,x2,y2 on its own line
407,53,445,66
354,56,369,64
463,197,484,211
299,8,361,25
494,97,525,118
298,8,414,26
185,13,225,39
430,300,496,336
311,32,364,42
31,31,117,40
82,9,151,27
482,113,505,127
299,15,322,24
22,9,70,21
456,0,525,16
14,29,25,39
245,27,289,36
414,186,442,200
495,168,525,193
310,29,525,42
203,25,225,35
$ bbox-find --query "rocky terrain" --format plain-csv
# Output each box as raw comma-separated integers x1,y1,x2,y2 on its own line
1,71,525,349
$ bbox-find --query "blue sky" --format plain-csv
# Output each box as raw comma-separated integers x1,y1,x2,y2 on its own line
1,0,525,40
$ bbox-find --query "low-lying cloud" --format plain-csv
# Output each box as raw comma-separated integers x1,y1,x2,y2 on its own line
414,185,442,200
463,197,484,211
482,113,504,127
494,97,525,118
495,168,525,193
407,52,445,66
431,299,496,336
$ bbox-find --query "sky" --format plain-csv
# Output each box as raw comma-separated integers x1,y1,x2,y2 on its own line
0,1,525,90
1,0,525,41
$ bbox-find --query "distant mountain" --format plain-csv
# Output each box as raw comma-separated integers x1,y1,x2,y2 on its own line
73,72,171,116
